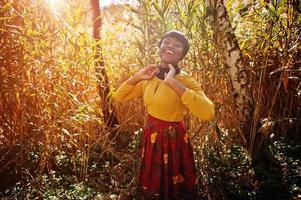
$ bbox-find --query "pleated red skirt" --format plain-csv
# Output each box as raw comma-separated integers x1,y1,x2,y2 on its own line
138,115,198,200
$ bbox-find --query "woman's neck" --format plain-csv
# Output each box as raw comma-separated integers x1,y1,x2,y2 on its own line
160,61,177,68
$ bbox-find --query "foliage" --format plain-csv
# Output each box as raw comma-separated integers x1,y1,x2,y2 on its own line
0,0,114,189
229,0,301,151
1,171,97,200
195,127,257,200
254,137,301,200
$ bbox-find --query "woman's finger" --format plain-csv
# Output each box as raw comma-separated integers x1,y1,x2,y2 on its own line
168,64,174,69
147,64,159,69
151,70,157,77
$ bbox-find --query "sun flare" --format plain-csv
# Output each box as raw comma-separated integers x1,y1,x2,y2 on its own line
45,0,60,7
45,0,131,9
44,0,64,15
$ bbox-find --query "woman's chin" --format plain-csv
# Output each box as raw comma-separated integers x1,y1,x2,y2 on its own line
160,57,177,64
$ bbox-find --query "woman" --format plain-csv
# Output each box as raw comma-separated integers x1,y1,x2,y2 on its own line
113,30,215,200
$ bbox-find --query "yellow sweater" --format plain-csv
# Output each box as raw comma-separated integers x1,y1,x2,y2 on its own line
113,71,215,122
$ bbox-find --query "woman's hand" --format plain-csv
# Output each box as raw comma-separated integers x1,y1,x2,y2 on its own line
164,64,186,96
127,64,159,85
137,64,159,80
164,64,176,83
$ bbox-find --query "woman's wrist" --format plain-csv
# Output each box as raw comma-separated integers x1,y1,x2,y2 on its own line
127,73,142,85
164,77,186,95
164,76,174,85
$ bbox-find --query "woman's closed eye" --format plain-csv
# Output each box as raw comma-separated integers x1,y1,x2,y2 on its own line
174,43,183,48
162,40,171,46
162,40,182,49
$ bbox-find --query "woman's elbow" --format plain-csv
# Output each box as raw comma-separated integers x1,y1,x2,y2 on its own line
207,103,215,120
112,93,123,102
200,103,215,121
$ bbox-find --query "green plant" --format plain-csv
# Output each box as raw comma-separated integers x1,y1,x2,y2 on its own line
196,127,257,200
1,171,99,200
253,137,299,200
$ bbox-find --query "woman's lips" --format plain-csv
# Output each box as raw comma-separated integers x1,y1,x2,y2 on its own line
165,50,174,55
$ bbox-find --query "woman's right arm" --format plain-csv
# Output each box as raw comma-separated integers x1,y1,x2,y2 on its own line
113,65,158,102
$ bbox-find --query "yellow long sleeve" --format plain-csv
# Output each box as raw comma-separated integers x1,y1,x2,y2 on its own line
179,76,215,120
113,71,215,122
113,81,144,102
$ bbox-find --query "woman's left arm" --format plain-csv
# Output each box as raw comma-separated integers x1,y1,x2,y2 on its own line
164,65,215,120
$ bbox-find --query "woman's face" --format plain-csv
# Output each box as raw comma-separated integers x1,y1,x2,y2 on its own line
159,37,184,65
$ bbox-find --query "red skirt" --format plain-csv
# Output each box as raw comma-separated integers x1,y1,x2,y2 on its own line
138,115,198,200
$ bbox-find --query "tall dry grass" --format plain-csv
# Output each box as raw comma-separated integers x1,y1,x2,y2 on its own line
0,0,119,188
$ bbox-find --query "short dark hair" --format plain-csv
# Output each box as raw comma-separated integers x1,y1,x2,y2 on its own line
158,30,190,58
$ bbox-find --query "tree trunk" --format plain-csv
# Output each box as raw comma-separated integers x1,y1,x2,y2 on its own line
205,0,252,145
90,0,119,128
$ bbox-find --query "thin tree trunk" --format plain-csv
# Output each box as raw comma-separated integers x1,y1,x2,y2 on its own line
90,0,119,128
205,0,252,145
